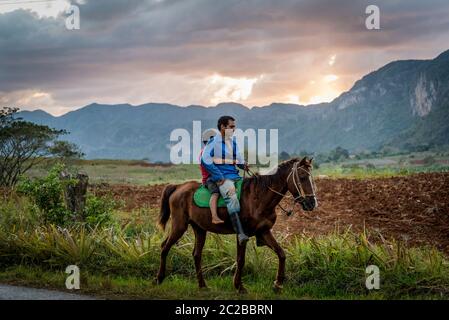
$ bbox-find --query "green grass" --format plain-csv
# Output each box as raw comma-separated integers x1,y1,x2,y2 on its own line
0,265,389,300
23,151,449,185
26,160,201,185
314,151,449,179
1,211,449,299
315,164,449,179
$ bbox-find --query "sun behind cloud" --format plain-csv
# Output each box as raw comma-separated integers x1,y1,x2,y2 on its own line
208,74,261,105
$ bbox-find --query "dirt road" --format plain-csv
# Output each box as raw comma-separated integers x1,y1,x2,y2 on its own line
0,284,96,300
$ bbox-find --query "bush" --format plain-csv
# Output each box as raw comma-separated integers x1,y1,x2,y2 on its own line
17,164,71,225
84,194,115,227
329,147,350,162
17,164,115,228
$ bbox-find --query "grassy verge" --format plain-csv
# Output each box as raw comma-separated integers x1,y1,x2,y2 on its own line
0,265,387,300
1,220,448,299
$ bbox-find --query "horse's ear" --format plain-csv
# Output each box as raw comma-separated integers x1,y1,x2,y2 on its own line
300,157,313,166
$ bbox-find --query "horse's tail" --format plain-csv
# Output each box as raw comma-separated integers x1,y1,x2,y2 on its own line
158,184,177,231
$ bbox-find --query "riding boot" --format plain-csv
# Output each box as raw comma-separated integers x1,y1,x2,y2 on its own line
229,212,249,245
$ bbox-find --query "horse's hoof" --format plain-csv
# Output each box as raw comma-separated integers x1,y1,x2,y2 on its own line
272,281,283,293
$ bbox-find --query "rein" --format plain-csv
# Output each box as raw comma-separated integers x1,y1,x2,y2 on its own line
244,168,291,215
243,162,317,216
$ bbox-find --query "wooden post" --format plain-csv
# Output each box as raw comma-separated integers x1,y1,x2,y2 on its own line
60,171,89,221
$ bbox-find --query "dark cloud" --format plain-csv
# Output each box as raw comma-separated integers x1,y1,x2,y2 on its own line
1,0,449,114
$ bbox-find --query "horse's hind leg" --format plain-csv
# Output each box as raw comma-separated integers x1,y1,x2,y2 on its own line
192,225,207,288
233,236,247,294
260,230,286,293
156,221,188,285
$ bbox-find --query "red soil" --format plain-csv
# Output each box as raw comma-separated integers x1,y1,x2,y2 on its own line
90,173,449,252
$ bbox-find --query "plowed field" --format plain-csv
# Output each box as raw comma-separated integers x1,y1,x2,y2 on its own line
91,173,449,252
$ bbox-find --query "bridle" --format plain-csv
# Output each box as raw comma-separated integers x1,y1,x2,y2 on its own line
244,160,317,215
284,161,317,204
264,161,318,215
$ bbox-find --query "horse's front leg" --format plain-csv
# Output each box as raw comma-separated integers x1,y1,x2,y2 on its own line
260,230,286,293
233,236,247,294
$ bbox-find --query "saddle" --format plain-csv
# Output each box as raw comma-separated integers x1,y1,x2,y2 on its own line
193,179,243,208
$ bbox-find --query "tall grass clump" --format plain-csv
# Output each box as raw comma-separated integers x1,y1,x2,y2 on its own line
284,231,449,298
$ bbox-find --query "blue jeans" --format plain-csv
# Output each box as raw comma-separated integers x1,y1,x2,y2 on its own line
218,179,240,215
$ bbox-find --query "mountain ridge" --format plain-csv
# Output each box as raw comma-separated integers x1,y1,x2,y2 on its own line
17,49,449,161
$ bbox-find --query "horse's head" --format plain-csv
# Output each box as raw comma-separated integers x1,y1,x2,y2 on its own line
286,157,318,211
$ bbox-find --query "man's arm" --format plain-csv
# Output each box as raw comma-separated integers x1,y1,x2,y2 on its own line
234,139,247,170
201,140,225,183
213,158,243,165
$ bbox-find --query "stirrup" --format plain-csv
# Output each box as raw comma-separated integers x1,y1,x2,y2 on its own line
238,233,249,245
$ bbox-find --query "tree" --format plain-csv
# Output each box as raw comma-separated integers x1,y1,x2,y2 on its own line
279,151,290,161
329,146,350,162
48,140,85,162
0,107,82,187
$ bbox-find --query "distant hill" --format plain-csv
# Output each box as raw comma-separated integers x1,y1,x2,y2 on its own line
18,49,449,161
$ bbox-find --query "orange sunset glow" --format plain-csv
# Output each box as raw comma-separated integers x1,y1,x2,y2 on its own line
1,0,449,115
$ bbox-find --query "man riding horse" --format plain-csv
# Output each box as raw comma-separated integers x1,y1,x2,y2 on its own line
200,115,249,245
156,116,318,293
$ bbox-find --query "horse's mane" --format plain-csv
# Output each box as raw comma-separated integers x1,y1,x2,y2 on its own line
243,158,299,191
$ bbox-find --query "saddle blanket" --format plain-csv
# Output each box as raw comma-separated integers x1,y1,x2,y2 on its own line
193,179,243,208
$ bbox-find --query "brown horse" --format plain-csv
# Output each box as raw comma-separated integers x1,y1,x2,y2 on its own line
156,157,317,293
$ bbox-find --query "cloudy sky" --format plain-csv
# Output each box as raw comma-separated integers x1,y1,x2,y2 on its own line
1,0,449,115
